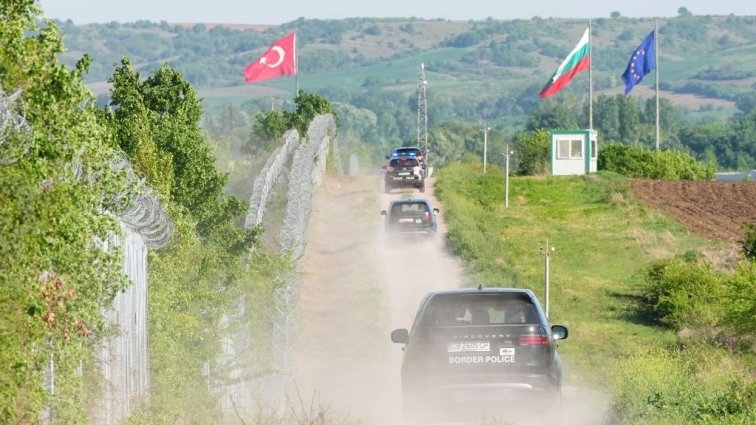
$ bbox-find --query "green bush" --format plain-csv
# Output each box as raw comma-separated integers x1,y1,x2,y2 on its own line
723,260,756,339
741,223,756,260
598,144,715,180
608,345,756,425
642,255,727,332
514,129,550,176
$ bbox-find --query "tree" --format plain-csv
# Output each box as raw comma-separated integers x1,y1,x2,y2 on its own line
525,100,579,131
514,129,551,176
593,94,622,142
1,4,131,422
107,59,247,240
617,95,641,146
287,90,338,136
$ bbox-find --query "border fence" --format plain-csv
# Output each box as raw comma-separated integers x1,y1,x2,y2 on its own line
217,114,339,422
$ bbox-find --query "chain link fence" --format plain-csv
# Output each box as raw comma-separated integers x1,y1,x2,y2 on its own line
3,86,174,425
5,84,340,424
216,114,339,423
245,130,299,228
0,87,32,165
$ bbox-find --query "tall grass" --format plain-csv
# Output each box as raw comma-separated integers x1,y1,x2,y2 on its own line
434,163,755,424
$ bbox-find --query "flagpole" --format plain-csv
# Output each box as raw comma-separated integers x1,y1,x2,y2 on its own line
588,20,593,130
295,33,300,95
655,20,660,150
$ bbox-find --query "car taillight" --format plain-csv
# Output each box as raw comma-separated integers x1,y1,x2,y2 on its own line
386,166,394,171
422,213,431,221
519,335,550,345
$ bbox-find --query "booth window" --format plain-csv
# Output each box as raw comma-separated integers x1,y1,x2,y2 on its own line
557,139,583,159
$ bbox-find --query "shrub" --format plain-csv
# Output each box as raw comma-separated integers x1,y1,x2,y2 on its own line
514,129,550,176
642,255,727,332
608,345,756,425
598,144,715,180
740,223,756,260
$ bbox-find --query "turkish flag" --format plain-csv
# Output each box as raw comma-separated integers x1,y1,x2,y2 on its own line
243,32,296,83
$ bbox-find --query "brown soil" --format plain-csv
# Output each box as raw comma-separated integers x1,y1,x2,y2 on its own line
628,179,756,245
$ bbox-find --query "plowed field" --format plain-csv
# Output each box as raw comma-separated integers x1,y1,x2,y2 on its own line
629,179,756,245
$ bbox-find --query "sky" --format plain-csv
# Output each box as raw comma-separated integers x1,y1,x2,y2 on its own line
38,1,753,25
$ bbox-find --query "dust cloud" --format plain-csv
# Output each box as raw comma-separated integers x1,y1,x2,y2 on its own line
289,173,608,425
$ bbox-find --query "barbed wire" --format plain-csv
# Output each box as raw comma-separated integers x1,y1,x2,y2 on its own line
214,114,338,422
245,130,299,228
278,114,336,258
273,114,336,382
0,87,32,165
100,152,175,250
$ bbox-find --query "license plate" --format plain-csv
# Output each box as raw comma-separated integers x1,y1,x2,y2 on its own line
398,218,414,223
397,172,410,176
447,341,490,353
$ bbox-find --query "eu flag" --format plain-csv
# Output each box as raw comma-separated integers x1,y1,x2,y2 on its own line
622,30,656,95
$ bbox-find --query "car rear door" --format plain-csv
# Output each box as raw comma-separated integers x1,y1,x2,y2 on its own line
402,292,557,388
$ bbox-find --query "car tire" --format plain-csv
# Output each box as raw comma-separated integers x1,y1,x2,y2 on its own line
419,182,426,193
385,182,392,193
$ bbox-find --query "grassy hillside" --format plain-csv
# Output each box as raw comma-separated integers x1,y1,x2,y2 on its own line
432,163,753,385
432,163,756,423
51,14,756,118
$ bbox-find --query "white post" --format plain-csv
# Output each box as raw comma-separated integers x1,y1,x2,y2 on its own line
540,243,555,319
544,251,550,318
483,125,489,174
504,144,513,208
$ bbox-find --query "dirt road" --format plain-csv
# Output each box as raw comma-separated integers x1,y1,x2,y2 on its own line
290,172,607,425
291,173,462,424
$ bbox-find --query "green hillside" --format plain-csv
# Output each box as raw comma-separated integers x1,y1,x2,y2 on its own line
433,163,756,424
52,14,756,118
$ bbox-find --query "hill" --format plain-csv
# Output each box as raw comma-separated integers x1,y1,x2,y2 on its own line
52,14,756,122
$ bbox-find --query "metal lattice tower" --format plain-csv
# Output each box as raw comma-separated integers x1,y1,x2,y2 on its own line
417,63,428,158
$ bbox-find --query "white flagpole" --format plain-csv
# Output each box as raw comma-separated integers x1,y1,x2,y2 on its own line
294,32,299,95
655,21,660,150
588,20,593,130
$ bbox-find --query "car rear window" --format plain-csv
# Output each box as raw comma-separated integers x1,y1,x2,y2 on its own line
391,202,429,215
418,293,538,328
390,158,419,167
395,148,422,156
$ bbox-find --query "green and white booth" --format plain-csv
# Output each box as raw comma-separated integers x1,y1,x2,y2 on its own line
549,129,597,176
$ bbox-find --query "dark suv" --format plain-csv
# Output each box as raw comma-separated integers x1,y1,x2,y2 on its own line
387,146,426,169
383,156,425,193
391,286,568,424
381,198,439,236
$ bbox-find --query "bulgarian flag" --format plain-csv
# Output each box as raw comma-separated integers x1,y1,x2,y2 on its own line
539,27,590,98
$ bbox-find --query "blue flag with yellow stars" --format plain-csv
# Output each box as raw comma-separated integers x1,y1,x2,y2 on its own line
622,30,656,95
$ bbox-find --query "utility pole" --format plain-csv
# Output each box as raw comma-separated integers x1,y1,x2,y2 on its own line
483,125,490,174
540,242,555,318
417,63,428,165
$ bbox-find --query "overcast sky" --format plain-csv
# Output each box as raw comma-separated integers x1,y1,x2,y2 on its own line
38,1,753,25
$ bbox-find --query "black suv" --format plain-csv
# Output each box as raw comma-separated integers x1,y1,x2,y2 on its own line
391,287,568,424
381,198,439,236
387,146,426,169
383,156,425,193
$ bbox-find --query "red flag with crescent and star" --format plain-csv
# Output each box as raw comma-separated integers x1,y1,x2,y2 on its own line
243,32,296,83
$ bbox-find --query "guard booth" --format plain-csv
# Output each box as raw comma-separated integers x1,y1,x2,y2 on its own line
550,130,597,176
